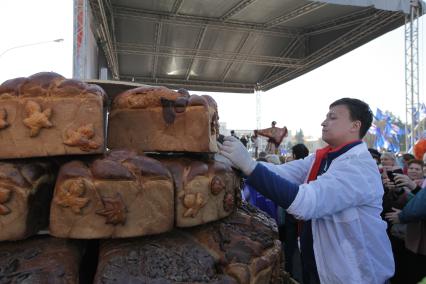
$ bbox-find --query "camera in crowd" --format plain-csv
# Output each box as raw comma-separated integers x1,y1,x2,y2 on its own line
386,168,404,183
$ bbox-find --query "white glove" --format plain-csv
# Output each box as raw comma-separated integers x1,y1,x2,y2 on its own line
219,136,257,176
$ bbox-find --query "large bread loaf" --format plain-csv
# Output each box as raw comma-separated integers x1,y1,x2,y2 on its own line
49,150,174,239
0,72,106,159
160,155,239,228
94,203,281,284
0,236,84,283
0,159,55,241
108,86,219,153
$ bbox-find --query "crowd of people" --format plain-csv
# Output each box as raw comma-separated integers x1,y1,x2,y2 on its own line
220,98,426,284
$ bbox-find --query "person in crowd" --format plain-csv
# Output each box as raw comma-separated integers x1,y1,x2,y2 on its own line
257,151,267,162
251,132,259,158
368,148,381,165
395,159,424,193
219,98,394,283
422,153,426,176
401,153,415,174
382,159,424,283
230,130,238,139
265,121,279,154
279,143,310,282
292,143,309,160
381,152,400,173
385,182,426,283
240,135,248,148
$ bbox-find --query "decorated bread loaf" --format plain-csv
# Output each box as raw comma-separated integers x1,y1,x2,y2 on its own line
188,203,282,284
0,72,106,159
107,86,219,153
49,150,174,239
0,160,55,241
0,236,84,283
160,155,239,228
93,203,281,284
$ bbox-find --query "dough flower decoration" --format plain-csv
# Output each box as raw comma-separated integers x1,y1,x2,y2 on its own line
211,176,225,195
181,192,207,218
96,193,127,225
54,178,90,214
63,123,101,151
23,101,53,137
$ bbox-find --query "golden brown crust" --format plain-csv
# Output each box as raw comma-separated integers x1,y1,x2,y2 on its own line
0,77,28,97
53,150,159,183
50,150,174,238
160,156,238,227
0,72,106,100
0,160,55,241
0,108,9,129
112,86,183,109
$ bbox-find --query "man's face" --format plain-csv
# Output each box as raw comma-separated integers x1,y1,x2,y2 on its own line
407,163,423,180
321,104,360,148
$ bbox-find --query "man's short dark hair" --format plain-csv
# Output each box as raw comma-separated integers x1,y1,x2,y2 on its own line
258,151,267,158
292,144,309,160
368,148,381,160
408,159,424,168
402,153,415,162
330,98,373,138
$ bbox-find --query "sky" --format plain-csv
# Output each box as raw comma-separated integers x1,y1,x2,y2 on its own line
0,0,425,139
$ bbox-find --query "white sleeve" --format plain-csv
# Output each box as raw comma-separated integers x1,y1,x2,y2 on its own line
260,155,314,185
287,153,383,220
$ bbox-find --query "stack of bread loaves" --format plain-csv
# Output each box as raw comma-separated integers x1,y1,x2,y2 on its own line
0,72,282,283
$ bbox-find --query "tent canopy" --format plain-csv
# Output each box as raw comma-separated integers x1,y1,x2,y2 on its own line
88,0,422,93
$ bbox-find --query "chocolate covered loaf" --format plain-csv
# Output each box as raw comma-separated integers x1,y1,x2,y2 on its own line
49,150,174,239
161,155,239,228
0,236,84,283
0,160,55,241
0,72,106,159
93,203,281,284
189,203,282,284
108,86,219,153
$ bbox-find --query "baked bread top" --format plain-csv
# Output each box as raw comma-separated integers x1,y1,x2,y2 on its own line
0,72,106,101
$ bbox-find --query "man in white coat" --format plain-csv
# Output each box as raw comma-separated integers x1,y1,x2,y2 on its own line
220,98,394,284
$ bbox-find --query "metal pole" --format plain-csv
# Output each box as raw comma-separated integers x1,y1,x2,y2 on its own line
255,83,262,151
405,0,420,151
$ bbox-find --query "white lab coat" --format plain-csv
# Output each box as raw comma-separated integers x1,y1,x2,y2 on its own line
263,143,394,284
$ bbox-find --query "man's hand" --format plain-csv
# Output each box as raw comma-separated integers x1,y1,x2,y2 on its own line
385,207,402,224
393,174,416,190
382,174,396,189
219,136,257,176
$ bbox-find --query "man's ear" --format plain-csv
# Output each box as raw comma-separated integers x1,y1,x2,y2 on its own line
351,120,361,133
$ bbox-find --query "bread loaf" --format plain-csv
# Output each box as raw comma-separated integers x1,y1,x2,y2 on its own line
93,203,281,284
0,160,55,241
108,86,219,153
0,72,106,159
0,236,84,283
189,203,282,284
160,155,239,228
49,150,174,239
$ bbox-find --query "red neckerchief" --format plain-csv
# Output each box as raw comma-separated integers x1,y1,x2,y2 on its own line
297,139,362,235
307,140,362,182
